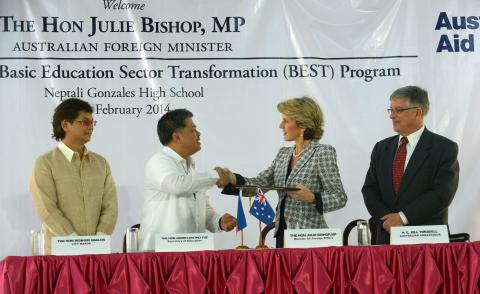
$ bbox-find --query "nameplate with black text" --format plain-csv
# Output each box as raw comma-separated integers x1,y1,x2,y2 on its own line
155,233,214,252
390,225,449,245
51,235,111,255
284,228,342,248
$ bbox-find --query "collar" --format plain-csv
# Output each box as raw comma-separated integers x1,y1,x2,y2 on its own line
398,125,425,149
163,146,194,168
57,141,89,162
290,140,320,152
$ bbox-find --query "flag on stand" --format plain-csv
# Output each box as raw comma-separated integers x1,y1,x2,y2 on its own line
236,192,247,232
249,188,275,225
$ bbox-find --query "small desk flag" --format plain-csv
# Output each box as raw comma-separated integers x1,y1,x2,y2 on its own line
249,188,275,225
236,192,247,232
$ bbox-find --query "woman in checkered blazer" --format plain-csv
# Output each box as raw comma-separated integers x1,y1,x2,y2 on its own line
227,96,347,248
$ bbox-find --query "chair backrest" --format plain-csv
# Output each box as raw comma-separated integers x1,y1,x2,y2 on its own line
342,218,376,246
449,232,470,242
122,224,141,253
258,223,275,248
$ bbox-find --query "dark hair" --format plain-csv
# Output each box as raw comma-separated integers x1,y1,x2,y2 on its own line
390,86,430,116
157,109,193,145
51,98,93,141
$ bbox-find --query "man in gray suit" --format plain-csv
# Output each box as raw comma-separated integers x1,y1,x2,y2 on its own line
362,86,459,244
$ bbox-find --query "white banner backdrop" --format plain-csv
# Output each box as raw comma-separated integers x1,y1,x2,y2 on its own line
1,0,479,257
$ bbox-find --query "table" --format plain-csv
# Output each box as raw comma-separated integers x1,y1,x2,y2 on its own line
1,242,479,293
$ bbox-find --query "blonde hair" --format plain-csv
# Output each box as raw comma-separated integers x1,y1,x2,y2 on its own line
277,96,324,140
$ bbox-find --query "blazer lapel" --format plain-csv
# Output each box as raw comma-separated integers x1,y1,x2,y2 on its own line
398,129,432,194
277,147,292,187
287,143,317,185
384,137,398,196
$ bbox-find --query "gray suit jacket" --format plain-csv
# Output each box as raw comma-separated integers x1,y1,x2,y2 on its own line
362,128,459,244
243,141,347,233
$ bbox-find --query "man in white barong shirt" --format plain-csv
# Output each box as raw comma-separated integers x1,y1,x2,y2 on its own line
139,109,236,251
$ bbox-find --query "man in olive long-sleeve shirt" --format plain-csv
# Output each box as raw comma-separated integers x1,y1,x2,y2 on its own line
30,98,118,254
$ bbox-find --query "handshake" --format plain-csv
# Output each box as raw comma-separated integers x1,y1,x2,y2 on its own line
214,167,237,188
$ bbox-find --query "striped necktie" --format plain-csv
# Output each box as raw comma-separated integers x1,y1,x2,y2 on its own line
392,137,408,194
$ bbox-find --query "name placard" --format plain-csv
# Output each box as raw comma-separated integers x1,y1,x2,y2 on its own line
284,228,342,248
155,233,214,252
51,235,111,255
390,225,449,245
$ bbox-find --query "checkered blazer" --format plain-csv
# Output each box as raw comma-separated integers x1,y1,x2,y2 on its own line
244,141,347,233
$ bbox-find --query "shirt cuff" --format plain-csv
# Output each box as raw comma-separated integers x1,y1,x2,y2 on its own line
398,211,409,225
210,170,220,180
221,173,246,195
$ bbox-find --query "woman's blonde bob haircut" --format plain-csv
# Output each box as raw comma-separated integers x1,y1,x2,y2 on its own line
277,96,324,140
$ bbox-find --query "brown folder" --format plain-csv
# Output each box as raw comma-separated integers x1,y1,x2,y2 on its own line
233,185,300,192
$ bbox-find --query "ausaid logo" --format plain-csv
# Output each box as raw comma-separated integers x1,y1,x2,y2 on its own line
103,0,145,10
435,12,478,52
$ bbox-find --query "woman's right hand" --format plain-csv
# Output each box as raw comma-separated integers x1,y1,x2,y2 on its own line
288,183,315,204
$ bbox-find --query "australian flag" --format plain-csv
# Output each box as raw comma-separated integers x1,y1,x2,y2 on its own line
249,189,275,225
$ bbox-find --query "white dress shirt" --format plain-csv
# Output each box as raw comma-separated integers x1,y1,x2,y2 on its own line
397,125,425,225
139,146,221,251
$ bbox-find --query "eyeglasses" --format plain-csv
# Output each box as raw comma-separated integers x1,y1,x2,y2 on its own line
75,119,97,127
387,106,419,115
